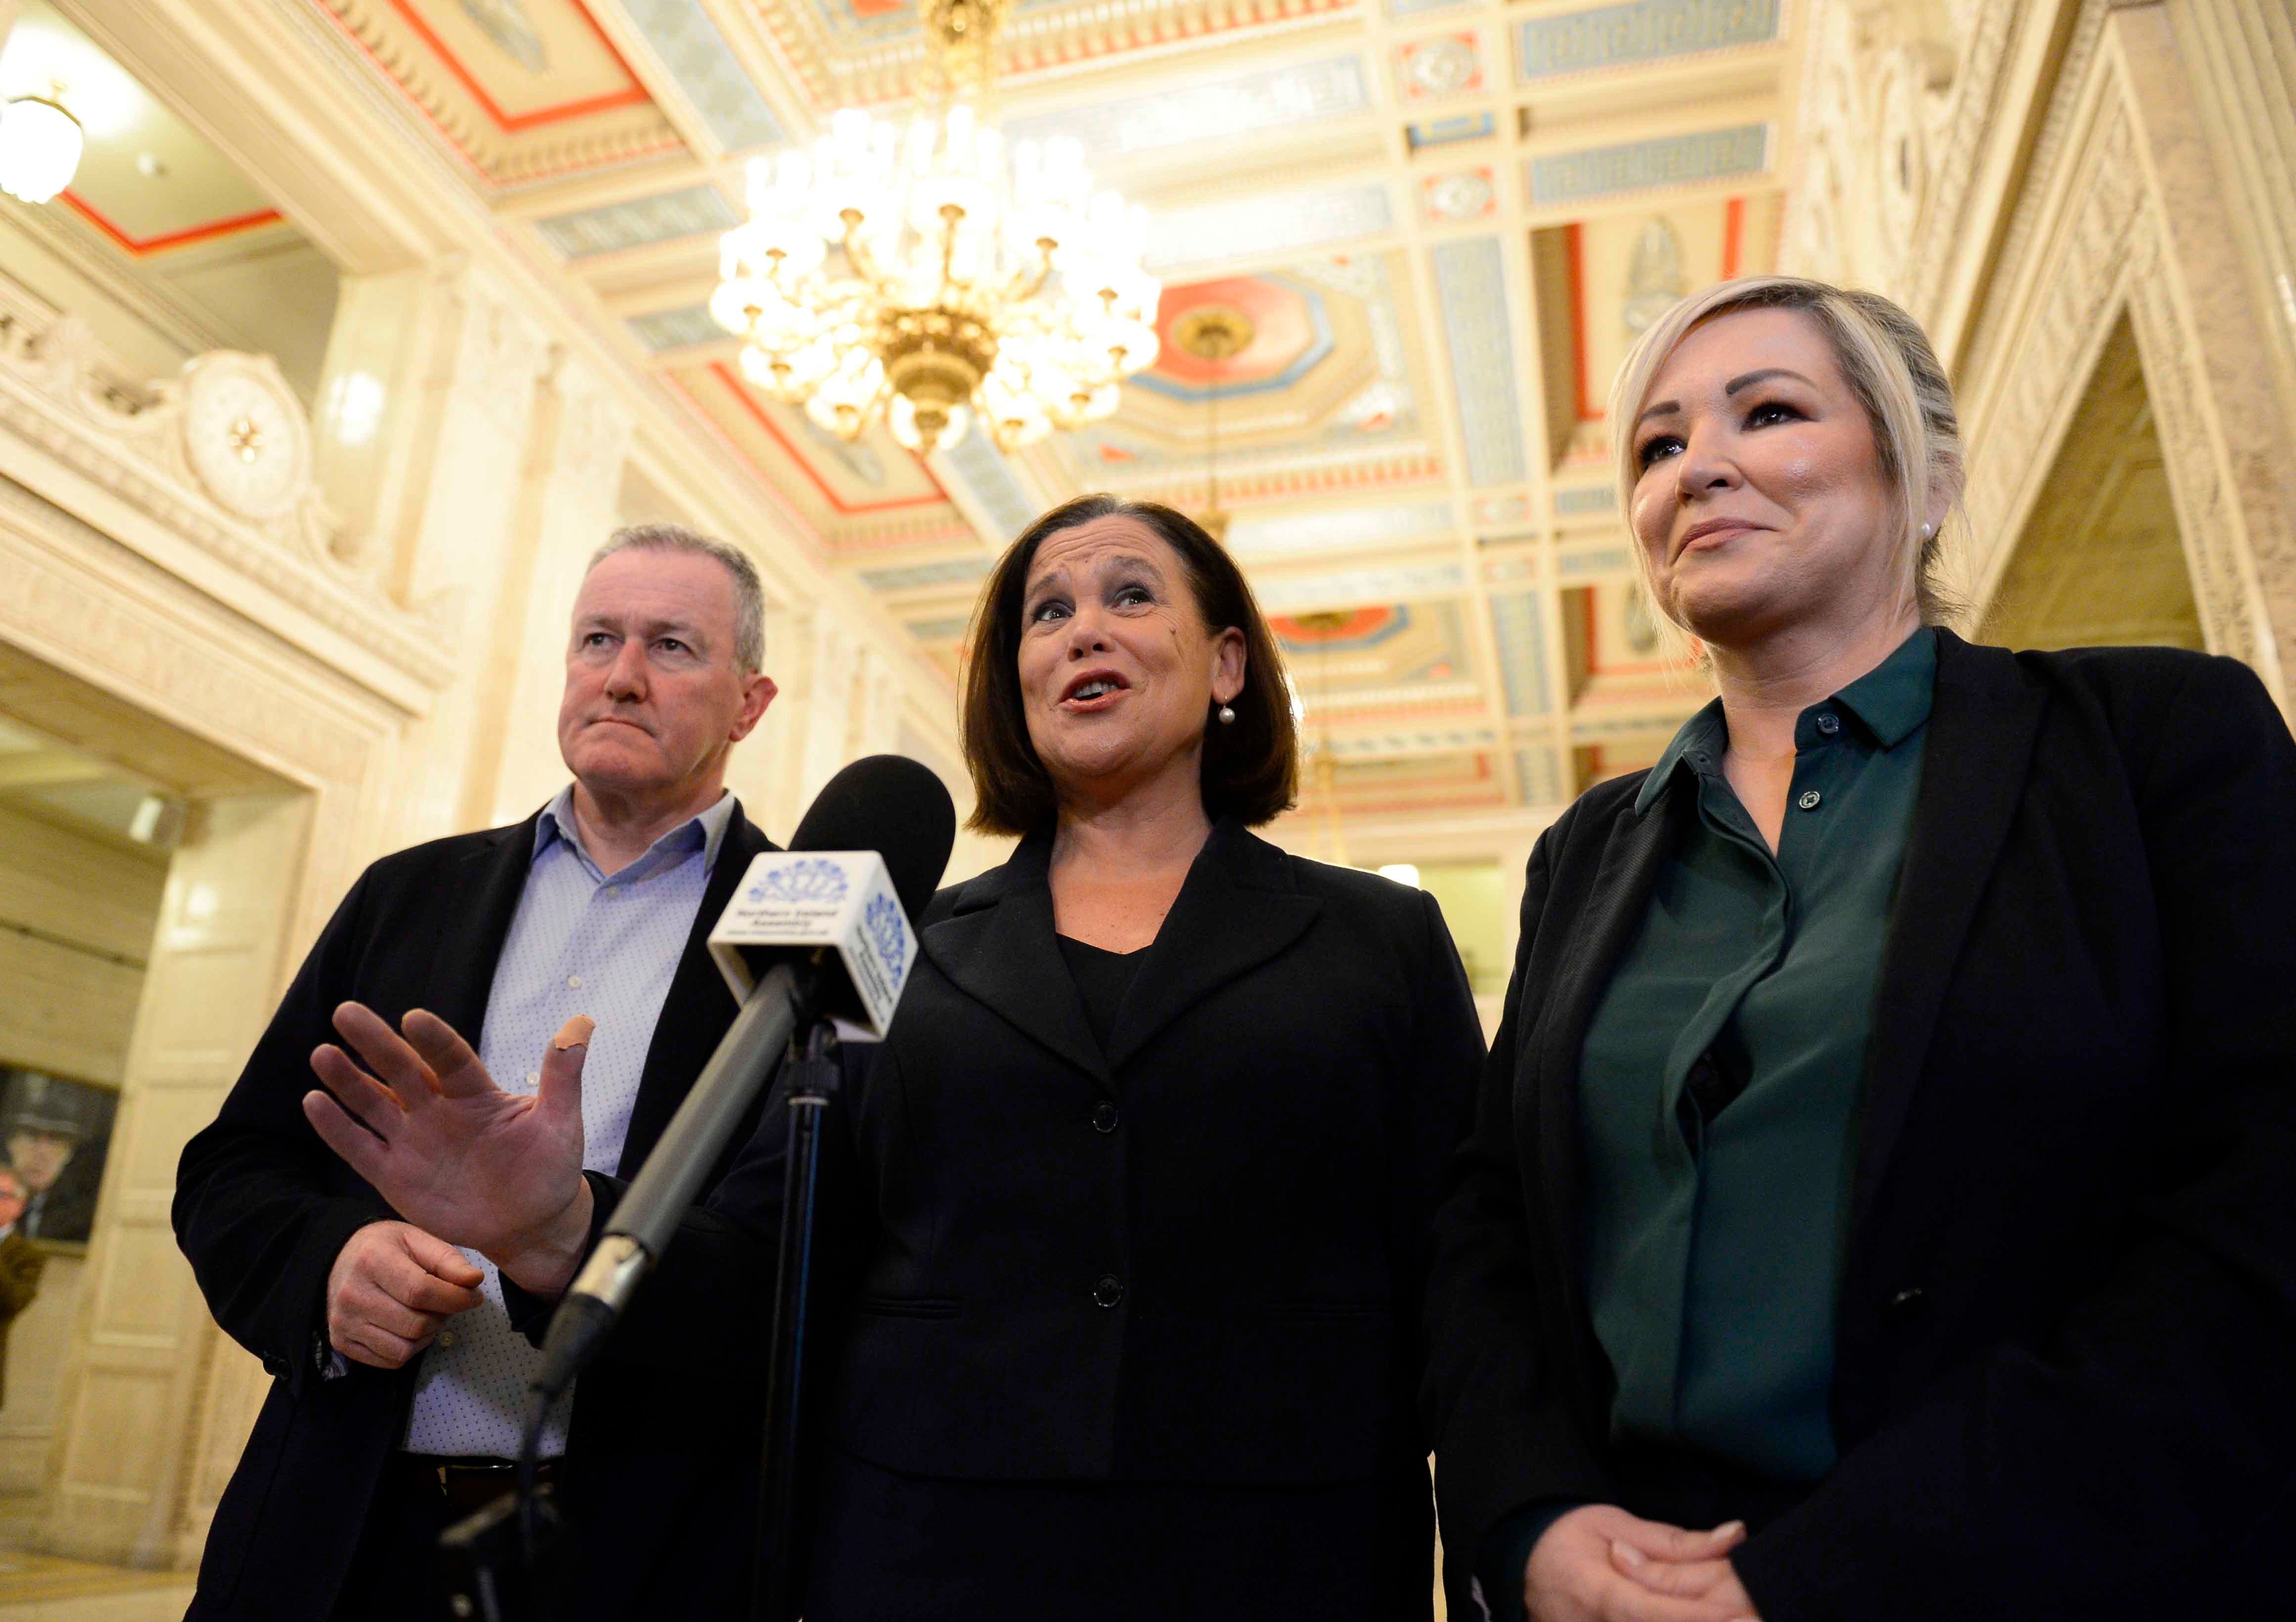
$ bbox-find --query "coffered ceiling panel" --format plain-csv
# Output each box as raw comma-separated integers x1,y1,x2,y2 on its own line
312,0,686,182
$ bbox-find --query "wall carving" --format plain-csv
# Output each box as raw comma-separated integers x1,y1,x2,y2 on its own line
2124,221,2266,673
0,482,380,785
0,293,451,699
1779,0,1970,305
1957,83,2141,574
1954,9,2287,694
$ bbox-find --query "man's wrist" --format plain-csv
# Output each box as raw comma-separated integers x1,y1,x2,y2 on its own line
489,1178,595,1297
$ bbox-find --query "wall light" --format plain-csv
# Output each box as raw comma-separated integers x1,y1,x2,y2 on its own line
0,91,83,205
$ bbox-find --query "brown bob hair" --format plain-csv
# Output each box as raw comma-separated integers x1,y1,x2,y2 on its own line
961,494,1299,836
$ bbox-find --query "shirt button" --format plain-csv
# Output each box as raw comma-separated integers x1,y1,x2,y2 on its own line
525,1071,540,1087
1092,1275,1125,1309
438,1331,456,1348
1091,1102,1120,1134
1798,789,1823,811
567,974,584,989
603,886,618,898
1815,713,1841,736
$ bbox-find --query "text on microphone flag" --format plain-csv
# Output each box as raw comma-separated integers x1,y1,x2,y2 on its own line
710,849,918,1037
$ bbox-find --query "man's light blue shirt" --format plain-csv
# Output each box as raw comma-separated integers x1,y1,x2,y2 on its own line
401,786,738,1458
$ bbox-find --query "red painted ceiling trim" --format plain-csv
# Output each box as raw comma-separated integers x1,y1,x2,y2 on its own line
707,361,949,516
58,191,283,256
384,0,650,134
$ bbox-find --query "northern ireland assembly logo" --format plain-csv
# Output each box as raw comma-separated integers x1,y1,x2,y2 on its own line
750,857,849,907
863,891,907,984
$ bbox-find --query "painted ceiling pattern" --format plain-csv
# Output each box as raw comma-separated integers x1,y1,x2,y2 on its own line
74,0,1803,816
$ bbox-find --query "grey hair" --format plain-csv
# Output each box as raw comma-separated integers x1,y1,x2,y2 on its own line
1609,274,1967,649
587,523,766,673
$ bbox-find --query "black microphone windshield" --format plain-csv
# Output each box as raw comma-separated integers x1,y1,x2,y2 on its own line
788,754,957,924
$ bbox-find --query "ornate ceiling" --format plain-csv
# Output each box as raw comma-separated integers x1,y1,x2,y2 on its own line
66,0,1805,821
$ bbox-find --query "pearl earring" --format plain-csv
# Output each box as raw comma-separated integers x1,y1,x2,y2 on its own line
1217,704,1236,725
1920,522,1935,540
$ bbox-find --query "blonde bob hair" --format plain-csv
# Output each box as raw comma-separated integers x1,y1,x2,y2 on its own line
1608,274,1965,636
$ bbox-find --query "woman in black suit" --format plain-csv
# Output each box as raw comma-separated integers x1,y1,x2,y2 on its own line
306,494,1484,1620
1422,275,2296,1622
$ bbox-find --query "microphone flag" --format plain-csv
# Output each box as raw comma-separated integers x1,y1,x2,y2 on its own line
709,851,916,1037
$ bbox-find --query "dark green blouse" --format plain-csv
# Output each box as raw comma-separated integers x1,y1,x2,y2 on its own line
1475,628,1938,1621
1579,626,1937,1480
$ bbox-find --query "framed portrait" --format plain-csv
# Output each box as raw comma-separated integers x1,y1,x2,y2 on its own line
0,1067,119,1254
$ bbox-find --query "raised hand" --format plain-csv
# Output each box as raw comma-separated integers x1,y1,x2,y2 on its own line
303,1003,597,1294
1524,1504,1759,1622
326,1219,483,1368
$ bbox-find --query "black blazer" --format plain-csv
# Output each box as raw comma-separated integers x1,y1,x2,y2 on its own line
566,819,1484,1603
1421,632,2296,1621
172,803,774,1622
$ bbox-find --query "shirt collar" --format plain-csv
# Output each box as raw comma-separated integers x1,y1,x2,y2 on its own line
1634,702,1730,815
1632,627,1938,816
534,785,739,876
1831,625,1938,749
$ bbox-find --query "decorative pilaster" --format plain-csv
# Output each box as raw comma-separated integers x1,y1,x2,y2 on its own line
312,259,551,843
740,604,867,837
852,645,902,761
477,354,636,827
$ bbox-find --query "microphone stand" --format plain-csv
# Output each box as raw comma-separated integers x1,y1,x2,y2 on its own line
754,1018,843,1622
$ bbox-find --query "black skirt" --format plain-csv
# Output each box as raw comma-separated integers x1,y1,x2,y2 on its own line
802,1449,1435,1622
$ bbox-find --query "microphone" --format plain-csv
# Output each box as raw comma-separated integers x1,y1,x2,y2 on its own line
532,755,955,1398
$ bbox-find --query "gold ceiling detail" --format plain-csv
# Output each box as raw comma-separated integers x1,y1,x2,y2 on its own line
708,0,1160,456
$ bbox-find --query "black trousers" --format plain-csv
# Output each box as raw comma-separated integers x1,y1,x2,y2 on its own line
802,1449,1435,1622
328,1455,456,1622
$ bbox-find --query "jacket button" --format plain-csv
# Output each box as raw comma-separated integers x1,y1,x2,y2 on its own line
1091,1101,1120,1134
1092,1275,1125,1309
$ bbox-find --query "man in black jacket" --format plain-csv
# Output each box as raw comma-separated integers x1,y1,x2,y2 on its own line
174,523,781,1622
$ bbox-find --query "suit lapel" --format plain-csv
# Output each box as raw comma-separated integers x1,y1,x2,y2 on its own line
1532,791,1680,1264
922,836,1112,1085
1848,631,2047,1242
1102,822,1320,1075
420,820,534,1043
619,806,776,1174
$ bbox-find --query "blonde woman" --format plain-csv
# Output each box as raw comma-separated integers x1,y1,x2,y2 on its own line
1421,275,2296,1622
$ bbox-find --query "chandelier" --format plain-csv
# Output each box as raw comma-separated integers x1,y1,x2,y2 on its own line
708,0,1160,456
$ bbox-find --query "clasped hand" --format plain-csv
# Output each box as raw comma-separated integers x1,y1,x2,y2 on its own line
304,1002,597,1295
1525,1505,1762,1622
